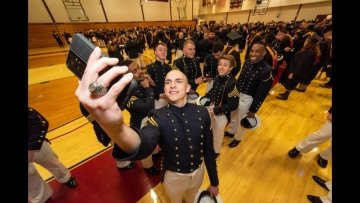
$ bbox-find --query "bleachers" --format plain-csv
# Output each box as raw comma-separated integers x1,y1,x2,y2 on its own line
28,21,196,49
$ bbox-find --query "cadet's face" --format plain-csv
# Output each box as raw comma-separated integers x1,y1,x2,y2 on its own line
183,43,196,58
323,31,332,41
164,70,190,105
212,51,221,59
249,44,266,63
218,59,232,76
208,32,215,39
128,62,142,81
275,31,285,40
155,45,168,60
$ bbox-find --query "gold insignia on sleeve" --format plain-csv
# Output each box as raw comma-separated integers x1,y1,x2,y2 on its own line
228,86,240,97
86,114,95,123
146,116,158,127
263,73,274,82
126,96,138,108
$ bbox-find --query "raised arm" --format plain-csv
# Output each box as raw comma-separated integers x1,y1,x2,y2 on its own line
75,47,140,153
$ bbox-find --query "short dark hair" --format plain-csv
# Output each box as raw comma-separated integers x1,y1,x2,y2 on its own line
212,41,224,53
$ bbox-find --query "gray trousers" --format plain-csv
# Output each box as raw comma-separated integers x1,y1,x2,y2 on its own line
296,121,332,160
28,141,71,203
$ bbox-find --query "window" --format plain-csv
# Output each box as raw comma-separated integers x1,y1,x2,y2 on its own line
62,0,89,21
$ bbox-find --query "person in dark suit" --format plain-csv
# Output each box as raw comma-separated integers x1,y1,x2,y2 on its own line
173,39,205,103
146,42,172,109
227,41,274,148
202,55,239,157
223,31,242,78
115,59,160,175
52,31,65,48
75,47,219,202
28,107,77,203
276,36,319,100
203,41,224,93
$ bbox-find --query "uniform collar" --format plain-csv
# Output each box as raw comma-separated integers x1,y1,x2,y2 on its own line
249,58,265,68
155,60,165,65
168,102,189,112
218,73,231,81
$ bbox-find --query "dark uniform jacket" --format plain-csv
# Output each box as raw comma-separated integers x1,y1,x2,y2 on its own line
115,103,219,186
28,107,49,150
285,49,316,87
79,84,155,159
224,46,241,77
197,39,213,62
237,59,273,113
205,74,239,121
125,85,155,129
203,53,218,79
146,60,172,100
114,84,155,159
173,56,202,91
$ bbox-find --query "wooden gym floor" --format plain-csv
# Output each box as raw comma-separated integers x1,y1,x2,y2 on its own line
28,45,332,203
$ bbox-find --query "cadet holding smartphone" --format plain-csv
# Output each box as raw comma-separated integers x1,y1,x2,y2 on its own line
75,47,219,203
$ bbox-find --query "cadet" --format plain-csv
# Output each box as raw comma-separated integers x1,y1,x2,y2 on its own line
202,55,239,156
75,47,219,203
203,41,224,93
28,107,77,203
228,41,274,148
173,39,204,98
80,60,159,175
146,42,172,109
223,31,242,78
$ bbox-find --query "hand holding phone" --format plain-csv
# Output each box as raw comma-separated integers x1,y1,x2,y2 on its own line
66,33,138,110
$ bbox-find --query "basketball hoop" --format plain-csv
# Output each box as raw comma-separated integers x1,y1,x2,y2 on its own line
175,0,187,20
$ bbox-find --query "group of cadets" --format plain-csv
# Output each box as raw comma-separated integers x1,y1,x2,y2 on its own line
78,18,332,171
37,18,332,202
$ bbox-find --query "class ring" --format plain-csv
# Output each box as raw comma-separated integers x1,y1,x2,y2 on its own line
88,81,107,96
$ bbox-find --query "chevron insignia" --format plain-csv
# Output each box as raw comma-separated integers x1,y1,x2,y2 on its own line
145,116,158,127
228,86,240,97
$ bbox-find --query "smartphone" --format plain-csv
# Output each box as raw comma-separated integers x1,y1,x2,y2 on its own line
66,33,138,110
